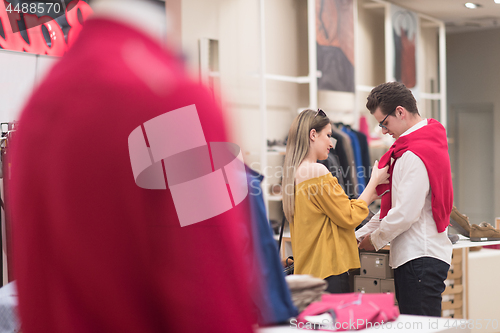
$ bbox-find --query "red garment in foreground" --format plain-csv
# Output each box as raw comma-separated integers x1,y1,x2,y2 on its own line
376,119,453,233
10,18,254,333
297,293,399,331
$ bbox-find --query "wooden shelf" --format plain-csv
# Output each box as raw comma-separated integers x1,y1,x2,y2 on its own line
442,248,464,319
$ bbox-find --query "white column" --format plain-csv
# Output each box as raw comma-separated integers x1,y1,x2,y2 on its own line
384,3,394,82
439,21,447,130
307,0,318,110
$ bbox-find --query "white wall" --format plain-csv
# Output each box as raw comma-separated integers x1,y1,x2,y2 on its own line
35,55,58,85
0,50,37,122
447,27,500,221
0,50,58,123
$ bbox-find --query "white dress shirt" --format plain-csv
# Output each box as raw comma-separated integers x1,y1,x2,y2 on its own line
356,119,452,268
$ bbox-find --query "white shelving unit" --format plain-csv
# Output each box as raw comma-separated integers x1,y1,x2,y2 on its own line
357,0,447,128
257,0,319,219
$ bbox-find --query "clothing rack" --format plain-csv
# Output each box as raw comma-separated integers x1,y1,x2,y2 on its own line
319,121,371,199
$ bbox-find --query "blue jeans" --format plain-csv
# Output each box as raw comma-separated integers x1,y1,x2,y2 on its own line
394,257,449,316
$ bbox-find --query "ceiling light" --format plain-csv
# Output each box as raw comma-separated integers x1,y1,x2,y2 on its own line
465,2,481,8
495,0,500,4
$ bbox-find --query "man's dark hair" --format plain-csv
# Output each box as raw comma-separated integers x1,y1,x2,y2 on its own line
366,81,419,116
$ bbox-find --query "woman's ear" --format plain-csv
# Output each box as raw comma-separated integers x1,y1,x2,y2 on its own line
310,128,317,141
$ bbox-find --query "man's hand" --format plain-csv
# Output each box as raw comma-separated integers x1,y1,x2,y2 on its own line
358,234,375,251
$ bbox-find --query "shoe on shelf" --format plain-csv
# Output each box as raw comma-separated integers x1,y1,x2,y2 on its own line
470,223,500,242
449,206,471,238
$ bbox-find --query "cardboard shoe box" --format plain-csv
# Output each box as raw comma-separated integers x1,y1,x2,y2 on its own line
380,278,395,294
354,276,381,293
380,278,398,305
360,252,394,279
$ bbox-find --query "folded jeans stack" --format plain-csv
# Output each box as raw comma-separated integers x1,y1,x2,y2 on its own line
285,275,328,313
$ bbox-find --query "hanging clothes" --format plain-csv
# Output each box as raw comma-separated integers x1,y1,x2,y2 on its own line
330,131,349,178
341,126,365,194
354,130,371,186
332,126,357,198
245,166,298,325
359,115,371,143
318,149,346,191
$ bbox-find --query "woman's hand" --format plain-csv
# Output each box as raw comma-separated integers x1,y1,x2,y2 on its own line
369,160,389,186
358,234,375,251
357,161,390,206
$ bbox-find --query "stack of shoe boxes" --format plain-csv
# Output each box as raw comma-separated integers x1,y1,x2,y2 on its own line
441,249,463,319
354,250,396,304
354,249,463,317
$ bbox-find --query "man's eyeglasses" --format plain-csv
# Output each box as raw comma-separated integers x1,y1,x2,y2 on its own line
378,108,396,130
314,109,326,118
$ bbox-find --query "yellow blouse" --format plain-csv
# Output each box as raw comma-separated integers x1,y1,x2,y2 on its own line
290,173,369,279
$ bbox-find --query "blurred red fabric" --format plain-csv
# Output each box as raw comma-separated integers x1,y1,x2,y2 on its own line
10,18,254,333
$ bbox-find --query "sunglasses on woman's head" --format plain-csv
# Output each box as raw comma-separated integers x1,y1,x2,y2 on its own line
314,109,326,118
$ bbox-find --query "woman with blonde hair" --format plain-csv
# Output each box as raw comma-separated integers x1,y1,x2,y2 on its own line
283,109,389,293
